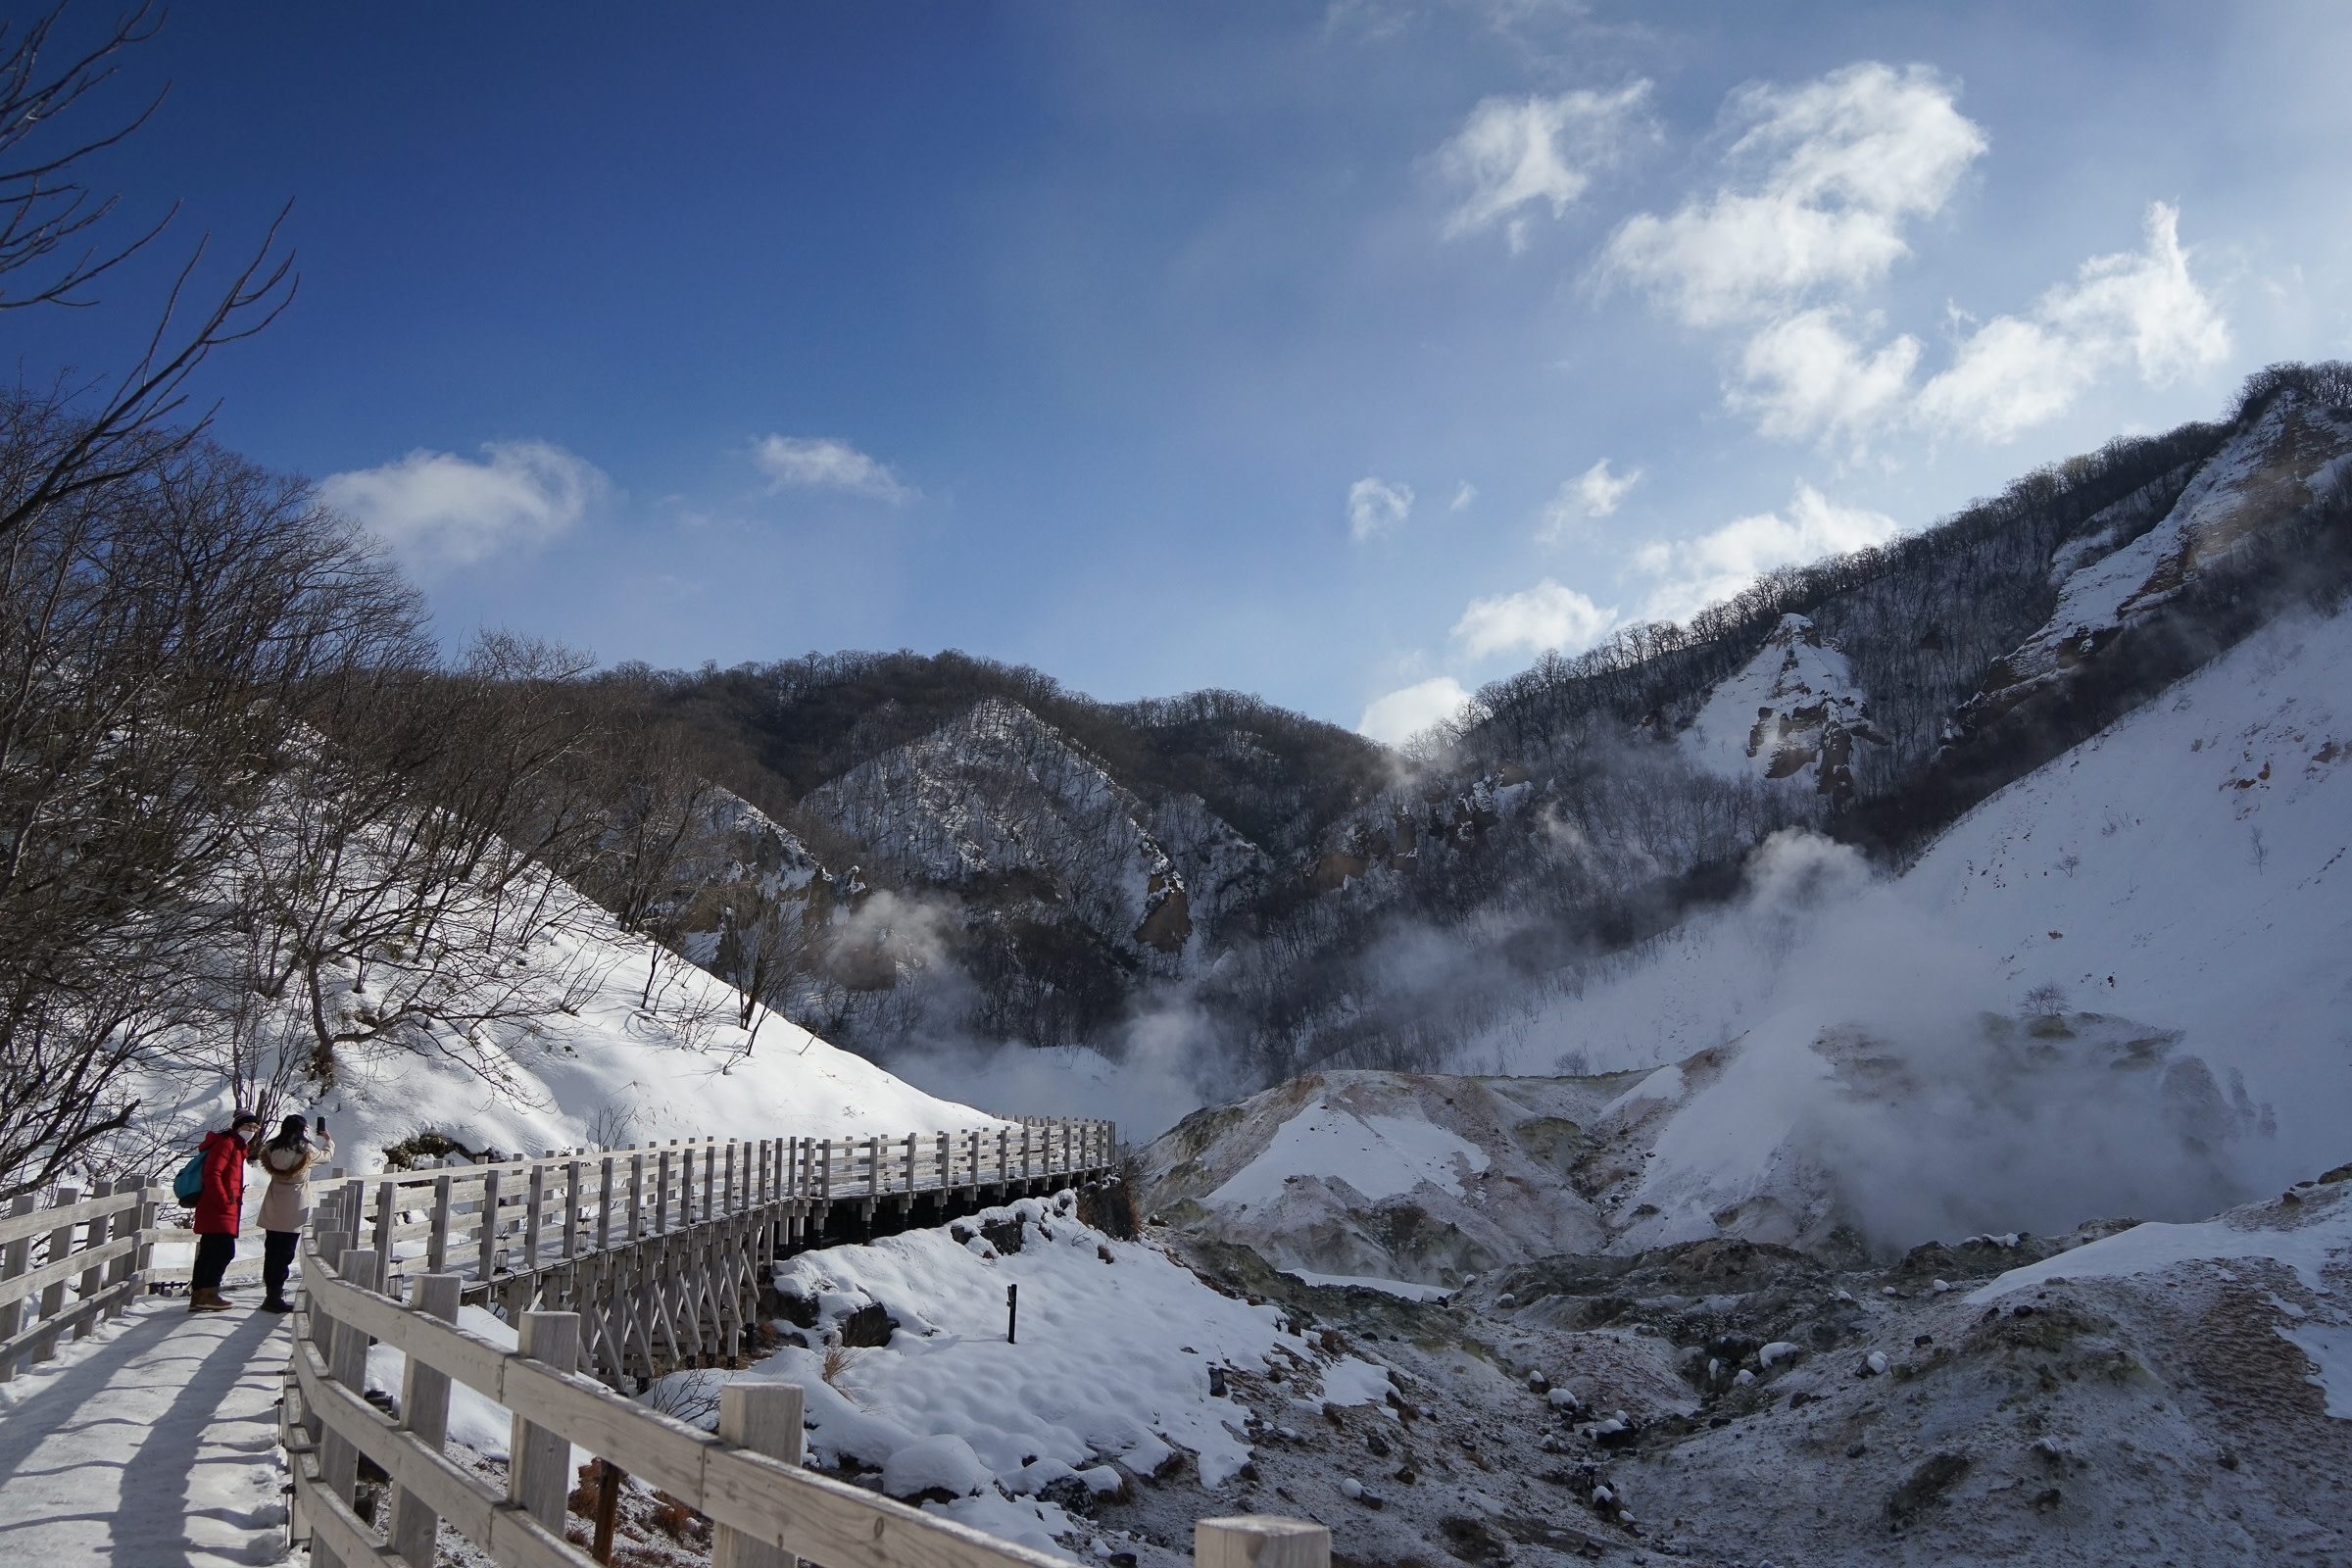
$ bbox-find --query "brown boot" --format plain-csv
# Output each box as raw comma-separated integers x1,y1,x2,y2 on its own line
188,1287,232,1313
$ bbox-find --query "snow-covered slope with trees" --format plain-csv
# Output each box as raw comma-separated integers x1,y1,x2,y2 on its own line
125,883,1005,1177
1445,600,2349,1254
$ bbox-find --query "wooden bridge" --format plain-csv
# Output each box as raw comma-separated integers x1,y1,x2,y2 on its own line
319,1118,1119,1386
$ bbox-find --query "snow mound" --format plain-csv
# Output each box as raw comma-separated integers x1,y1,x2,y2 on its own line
883,1434,995,1498
1143,1071,1611,1286
1206,1098,1489,1207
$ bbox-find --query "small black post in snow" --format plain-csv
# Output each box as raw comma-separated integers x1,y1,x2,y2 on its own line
1007,1283,1019,1345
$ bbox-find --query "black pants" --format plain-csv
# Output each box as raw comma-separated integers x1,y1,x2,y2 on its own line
263,1230,299,1300
191,1231,236,1291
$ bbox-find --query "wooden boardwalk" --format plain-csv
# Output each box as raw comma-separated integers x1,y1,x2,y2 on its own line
315,1117,1116,1387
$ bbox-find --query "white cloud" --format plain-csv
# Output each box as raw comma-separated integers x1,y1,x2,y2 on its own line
751,435,917,502
1602,63,1985,326
1630,482,1901,624
1608,64,2224,452
1348,475,1415,541
1452,578,1619,659
1536,460,1642,543
1358,675,1473,744
1440,83,1650,251
1729,308,1923,443
1450,481,1479,512
1574,458,1642,516
320,440,608,570
1915,202,2230,443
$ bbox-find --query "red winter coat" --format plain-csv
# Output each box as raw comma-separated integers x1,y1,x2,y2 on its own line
192,1129,249,1234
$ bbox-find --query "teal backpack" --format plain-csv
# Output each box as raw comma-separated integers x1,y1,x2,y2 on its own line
172,1149,207,1205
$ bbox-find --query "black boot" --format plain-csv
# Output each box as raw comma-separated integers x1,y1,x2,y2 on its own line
258,1295,293,1313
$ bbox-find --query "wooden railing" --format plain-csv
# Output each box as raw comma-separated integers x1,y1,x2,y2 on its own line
287,1224,1331,1568
0,1178,154,1381
315,1118,1115,1298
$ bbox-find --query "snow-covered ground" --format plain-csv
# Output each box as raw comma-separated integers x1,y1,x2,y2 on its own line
0,1299,291,1565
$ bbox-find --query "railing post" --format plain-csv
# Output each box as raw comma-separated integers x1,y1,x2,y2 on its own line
71,1179,111,1339
319,1248,379,1518
477,1166,502,1283
564,1157,582,1259
372,1179,397,1294
427,1164,453,1275
597,1155,615,1251
704,1139,717,1220
510,1311,581,1529
629,1152,646,1241
1197,1517,1331,1568
33,1184,79,1363
820,1139,832,1201
0,1193,35,1380
386,1272,463,1567
127,1176,161,1310
712,1382,806,1568
524,1163,547,1283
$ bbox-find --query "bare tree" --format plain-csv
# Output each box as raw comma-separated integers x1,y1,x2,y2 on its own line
0,2,299,544
710,880,826,1053
226,635,614,1097
0,417,420,1200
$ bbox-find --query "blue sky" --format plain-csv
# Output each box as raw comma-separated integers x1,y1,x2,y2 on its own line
16,1,2352,737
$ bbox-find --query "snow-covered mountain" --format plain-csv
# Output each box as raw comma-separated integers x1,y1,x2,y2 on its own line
1433,598,2349,1257
804,698,1269,964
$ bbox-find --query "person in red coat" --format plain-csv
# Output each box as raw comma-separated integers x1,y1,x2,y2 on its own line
189,1109,262,1313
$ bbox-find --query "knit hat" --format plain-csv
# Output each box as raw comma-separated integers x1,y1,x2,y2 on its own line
231,1107,262,1129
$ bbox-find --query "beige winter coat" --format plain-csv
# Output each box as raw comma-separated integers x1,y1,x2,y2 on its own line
254,1132,333,1233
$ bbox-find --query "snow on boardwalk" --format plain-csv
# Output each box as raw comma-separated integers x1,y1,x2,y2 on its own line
0,1298,289,1566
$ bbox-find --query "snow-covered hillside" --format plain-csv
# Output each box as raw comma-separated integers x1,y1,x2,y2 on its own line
1975,391,2352,722
129,886,1004,1177
1433,601,2350,1254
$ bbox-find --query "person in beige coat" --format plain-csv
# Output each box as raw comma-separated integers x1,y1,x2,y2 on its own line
251,1114,333,1313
